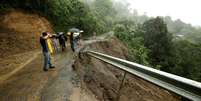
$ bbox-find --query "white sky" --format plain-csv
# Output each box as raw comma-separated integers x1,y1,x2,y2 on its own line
126,0,201,26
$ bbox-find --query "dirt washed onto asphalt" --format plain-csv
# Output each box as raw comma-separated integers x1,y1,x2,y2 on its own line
0,44,100,101
0,51,40,82
74,37,181,101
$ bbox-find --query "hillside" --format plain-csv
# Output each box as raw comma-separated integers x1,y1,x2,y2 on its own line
0,9,53,58
74,37,181,101
0,0,200,100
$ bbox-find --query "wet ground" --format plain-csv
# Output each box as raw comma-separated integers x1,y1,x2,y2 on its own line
0,36,181,101
0,47,79,101
0,35,112,101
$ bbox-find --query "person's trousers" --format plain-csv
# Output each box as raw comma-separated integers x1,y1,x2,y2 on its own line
71,42,75,52
61,42,66,51
71,39,77,52
43,52,52,70
53,39,59,53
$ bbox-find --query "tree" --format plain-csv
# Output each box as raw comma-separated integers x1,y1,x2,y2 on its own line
143,17,173,71
172,40,201,81
89,0,117,33
114,21,150,65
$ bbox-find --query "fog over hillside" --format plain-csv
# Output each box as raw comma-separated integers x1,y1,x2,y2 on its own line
119,0,201,26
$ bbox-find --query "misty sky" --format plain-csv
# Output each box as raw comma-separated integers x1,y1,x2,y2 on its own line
126,0,201,26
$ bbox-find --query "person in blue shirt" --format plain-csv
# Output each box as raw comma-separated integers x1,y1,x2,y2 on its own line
40,32,55,71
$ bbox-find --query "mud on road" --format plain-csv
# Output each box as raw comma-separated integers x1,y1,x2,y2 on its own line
0,41,100,101
0,49,89,101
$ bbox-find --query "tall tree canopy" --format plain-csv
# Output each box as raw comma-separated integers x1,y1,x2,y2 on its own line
143,17,173,71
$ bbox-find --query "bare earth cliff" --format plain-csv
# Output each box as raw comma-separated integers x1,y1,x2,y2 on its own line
74,37,181,101
0,10,53,81
0,10,53,58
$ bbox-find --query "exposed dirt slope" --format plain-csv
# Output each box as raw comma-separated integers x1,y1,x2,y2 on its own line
0,9,53,58
74,37,181,101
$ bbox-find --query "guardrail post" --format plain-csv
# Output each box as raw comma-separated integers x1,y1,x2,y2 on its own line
116,71,127,101
87,51,201,100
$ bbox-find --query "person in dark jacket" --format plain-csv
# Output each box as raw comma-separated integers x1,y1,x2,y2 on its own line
69,32,75,52
40,32,55,71
57,32,67,52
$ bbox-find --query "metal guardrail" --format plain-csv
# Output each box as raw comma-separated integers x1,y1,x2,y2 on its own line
86,50,201,101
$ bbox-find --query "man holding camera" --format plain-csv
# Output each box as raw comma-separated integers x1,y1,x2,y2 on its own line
40,32,55,71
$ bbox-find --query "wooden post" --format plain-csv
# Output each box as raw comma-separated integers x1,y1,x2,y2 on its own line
116,71,127,101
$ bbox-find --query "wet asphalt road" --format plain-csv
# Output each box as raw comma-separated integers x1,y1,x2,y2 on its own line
0,37,107,101
0,48,79,101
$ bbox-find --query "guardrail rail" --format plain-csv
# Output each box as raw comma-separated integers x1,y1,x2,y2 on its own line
85,50,201,101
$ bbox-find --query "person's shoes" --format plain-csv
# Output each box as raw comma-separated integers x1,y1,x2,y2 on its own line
49,66,55,69
43,69,48,71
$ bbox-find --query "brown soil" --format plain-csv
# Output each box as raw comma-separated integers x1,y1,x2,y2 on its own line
0,9,53,58
0,50,40,83
74,37,181,101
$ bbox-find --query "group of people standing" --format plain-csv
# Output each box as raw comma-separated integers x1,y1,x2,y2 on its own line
40,28,83,71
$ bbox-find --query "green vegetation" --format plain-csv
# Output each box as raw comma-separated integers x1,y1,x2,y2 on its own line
0,0,115,35
114,17,201,82
112,1,201,82
114,21,150,65
1,0,201,81
172,40,201,81
143,17,174,71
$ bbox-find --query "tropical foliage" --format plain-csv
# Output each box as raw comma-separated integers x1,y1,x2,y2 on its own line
1,0,201,81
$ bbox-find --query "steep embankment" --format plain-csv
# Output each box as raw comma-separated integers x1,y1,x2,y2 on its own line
0,9,53,58
74,37,181,101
